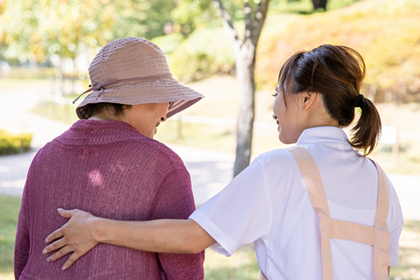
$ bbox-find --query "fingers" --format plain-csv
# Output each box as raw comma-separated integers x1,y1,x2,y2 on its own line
43,238,66,255
45,228,64,244
45,245,73,263
43,208,98,269
61,252,82,270
57,208,76,219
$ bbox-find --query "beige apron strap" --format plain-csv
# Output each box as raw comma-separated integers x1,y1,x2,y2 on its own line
330,220,375,245
371,161,391,280
289,146,334,280
258,148,391,280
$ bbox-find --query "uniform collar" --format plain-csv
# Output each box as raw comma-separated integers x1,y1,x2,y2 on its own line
296,126,350,145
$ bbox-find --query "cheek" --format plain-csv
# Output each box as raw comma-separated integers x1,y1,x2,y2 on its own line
277,114,300,144
272,97,281,116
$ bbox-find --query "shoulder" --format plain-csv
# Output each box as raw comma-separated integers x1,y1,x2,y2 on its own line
142,139,186,169
253,148,296,170
125,139,189,179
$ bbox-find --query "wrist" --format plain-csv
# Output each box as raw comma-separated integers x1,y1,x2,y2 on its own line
91,216,111,243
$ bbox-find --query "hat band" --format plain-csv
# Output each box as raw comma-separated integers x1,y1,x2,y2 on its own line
72,73,173,104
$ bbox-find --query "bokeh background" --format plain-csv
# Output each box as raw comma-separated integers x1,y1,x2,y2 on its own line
0,0,419,279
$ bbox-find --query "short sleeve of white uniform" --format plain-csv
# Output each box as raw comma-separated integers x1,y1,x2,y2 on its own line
189,158,271,256
388,179,404,266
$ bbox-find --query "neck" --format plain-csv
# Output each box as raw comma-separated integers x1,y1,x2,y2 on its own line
89,111,128,123
303,96,340,130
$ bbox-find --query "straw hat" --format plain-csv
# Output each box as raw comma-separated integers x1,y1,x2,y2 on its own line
74,37,204,119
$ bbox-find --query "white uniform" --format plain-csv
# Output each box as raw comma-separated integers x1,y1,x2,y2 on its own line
189,126,403,280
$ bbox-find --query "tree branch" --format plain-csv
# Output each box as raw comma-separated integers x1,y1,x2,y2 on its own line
251,0,270,46
213,0,241,50
244,2,252,41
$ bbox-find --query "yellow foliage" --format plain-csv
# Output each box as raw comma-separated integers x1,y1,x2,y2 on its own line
256,0,420,102
0,130,32,156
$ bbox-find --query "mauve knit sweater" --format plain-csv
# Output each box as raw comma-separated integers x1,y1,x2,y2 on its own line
14,120,204,280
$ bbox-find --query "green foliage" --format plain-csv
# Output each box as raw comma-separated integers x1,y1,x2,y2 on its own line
0,0,176,64
112,0,176,39
0,130,32,156
163,28,236,82
152,33,185,55
171,0,221,32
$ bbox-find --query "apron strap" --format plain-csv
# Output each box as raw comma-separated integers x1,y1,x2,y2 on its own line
289,146,390,280
371,162,391,280
289,146,334,279
258,146,391,280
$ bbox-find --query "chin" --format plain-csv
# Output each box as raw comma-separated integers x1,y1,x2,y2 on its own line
279,134,296,145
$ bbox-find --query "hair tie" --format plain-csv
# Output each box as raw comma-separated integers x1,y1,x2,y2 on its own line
354,94,364,108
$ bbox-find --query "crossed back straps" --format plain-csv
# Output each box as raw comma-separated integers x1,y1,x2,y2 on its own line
260,146,391,280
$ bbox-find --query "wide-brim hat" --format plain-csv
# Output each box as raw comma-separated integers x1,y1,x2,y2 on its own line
74,37,204,119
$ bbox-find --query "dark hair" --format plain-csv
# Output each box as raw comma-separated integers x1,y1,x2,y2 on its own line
278,44,381,156
78,103,132,119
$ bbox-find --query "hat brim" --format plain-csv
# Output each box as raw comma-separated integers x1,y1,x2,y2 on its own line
75,78,204,119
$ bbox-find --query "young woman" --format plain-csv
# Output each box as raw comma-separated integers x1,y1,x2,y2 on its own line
42,44,403,280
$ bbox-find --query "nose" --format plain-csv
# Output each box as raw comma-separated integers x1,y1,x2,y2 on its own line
160,116,167,122
272,114,277,120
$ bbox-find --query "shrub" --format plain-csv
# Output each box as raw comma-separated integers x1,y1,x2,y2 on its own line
0,130,32,156
152,33,185,55
165,28,236,82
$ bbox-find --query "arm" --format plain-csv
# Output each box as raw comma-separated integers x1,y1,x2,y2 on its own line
43,210,215,269
149,168,206,279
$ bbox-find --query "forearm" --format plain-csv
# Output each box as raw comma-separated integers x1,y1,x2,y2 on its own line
93,218,215,254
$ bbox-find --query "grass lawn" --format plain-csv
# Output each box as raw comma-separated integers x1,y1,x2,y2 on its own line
0,195,21,280
0,194,419,279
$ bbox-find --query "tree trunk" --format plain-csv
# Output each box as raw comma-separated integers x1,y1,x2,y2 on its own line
312,0,327,10
213,0,270,177
233,41,256,177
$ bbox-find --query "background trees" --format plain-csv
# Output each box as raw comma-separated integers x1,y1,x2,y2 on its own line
0,0,175,68
1,0,419,174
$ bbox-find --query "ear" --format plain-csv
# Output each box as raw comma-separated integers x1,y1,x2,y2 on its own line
301,91,318,111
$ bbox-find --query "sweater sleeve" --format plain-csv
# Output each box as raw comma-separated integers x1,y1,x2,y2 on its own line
149,168,204,280
14,178,31,279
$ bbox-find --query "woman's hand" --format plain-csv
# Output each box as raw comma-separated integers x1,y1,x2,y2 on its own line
43,208,100,270
43,210,215,271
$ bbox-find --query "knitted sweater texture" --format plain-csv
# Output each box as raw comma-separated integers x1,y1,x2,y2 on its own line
14,119,204,280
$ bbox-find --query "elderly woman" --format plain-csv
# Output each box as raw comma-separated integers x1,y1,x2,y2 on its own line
14,37,204,280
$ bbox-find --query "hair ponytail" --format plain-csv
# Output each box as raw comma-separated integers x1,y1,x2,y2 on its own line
278,44,383,156
350,97,381,156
